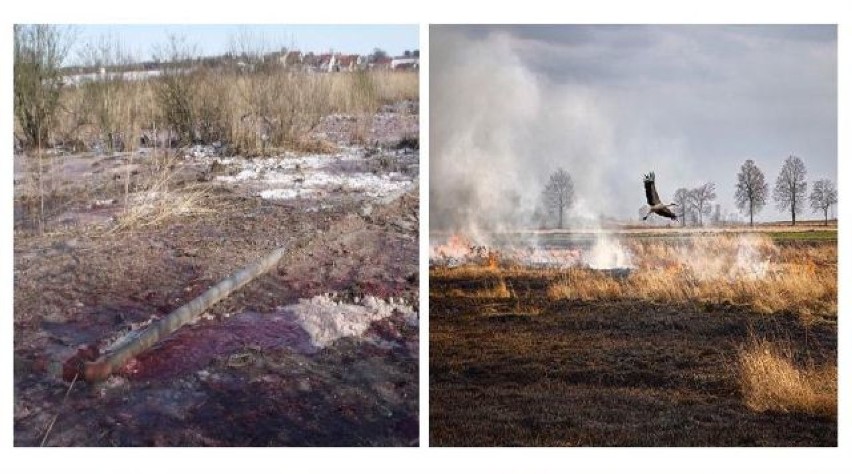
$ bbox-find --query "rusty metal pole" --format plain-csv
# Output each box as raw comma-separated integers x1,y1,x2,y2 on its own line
82,246,288,382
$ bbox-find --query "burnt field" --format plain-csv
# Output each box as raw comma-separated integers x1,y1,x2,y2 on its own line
429,234,837,447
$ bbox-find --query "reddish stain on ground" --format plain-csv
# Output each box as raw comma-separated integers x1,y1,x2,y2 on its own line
123,312,317,381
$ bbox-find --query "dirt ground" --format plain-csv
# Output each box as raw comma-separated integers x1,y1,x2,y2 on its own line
429,261,836,447
13,105,419,446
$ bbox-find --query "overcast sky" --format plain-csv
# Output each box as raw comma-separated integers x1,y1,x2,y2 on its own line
430,25,836,230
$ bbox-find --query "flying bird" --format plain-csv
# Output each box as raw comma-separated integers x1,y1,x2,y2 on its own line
642,172,678,221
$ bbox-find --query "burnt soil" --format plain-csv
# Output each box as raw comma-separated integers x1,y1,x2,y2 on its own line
14,109,419,446
429,271,836,447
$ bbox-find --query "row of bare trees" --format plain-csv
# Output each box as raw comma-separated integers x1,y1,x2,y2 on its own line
735,155,836,226
663,182,718,227
542,155,836,229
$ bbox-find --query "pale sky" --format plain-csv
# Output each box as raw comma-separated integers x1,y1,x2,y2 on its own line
66,24,419,65
430,25,837,228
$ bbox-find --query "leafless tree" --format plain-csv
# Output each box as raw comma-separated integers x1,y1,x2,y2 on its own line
773,155,808,226
712,204,721,225
689,182,716,226
13,24,75,148
809,179,837,226
152,34,199,146
734,159,769,227
14,25,74,233
78,34,135,152
542,168,575,229
673,187,691,227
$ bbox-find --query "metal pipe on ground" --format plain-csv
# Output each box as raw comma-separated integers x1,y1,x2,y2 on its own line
70,183,417,383
79,247,288,382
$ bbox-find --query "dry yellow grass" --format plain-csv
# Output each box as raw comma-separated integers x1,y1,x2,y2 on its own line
547,268,623,301
433,235,838,319
473,278,512,299
111,154,212,231
53,69,418,155
545,263,836,320
739,340,836,417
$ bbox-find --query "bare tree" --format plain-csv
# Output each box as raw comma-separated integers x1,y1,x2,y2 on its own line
14,25,74,233
673,187,691,227
689,182,716,226
371,47,389,62
809,179,837,226
734,159,769,227
152,34,199,146
542,168,575,229
773,155,808,226
712,204,721,225
78,34,135,152
13,25,74,148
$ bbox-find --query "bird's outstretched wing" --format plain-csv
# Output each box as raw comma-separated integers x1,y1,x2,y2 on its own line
643,172,661,206
657,206,677,220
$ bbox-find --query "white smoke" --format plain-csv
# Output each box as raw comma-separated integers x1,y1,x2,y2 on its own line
583,234,634,269
430,29,619,235
432,28,682,269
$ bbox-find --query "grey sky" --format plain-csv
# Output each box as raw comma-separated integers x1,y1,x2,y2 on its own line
430,25,836,230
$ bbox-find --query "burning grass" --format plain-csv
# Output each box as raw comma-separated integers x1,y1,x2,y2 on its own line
739,339,836,417
433,233,837,320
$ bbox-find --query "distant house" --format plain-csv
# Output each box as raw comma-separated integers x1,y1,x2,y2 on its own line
370,56,393,70
279,50,304,68
335,54,363,72
391,56,419,70
317,54,336,72
302,52,319,69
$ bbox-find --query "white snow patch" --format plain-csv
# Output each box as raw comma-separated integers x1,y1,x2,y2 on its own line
284,295,416,348
212,151,412,201
259,188,320,200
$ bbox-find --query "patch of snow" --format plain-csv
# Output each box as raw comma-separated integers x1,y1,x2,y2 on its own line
259,188,321,200
282,295,416,348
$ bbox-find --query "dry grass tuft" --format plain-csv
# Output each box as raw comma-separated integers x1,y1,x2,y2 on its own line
113,185,211,232
739,339,836,417
112,154,212,231
547,268,623,301
473,278,512,299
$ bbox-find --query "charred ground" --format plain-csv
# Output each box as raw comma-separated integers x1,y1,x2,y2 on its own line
429,237,836,447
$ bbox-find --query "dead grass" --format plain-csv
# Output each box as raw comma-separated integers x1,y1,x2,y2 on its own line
113,185,211,232
545,263,836,320
436,236,836,320
739,339,836,417
546,268,623,301
473,278,512,299
53,69,418,155
111,153,212,231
